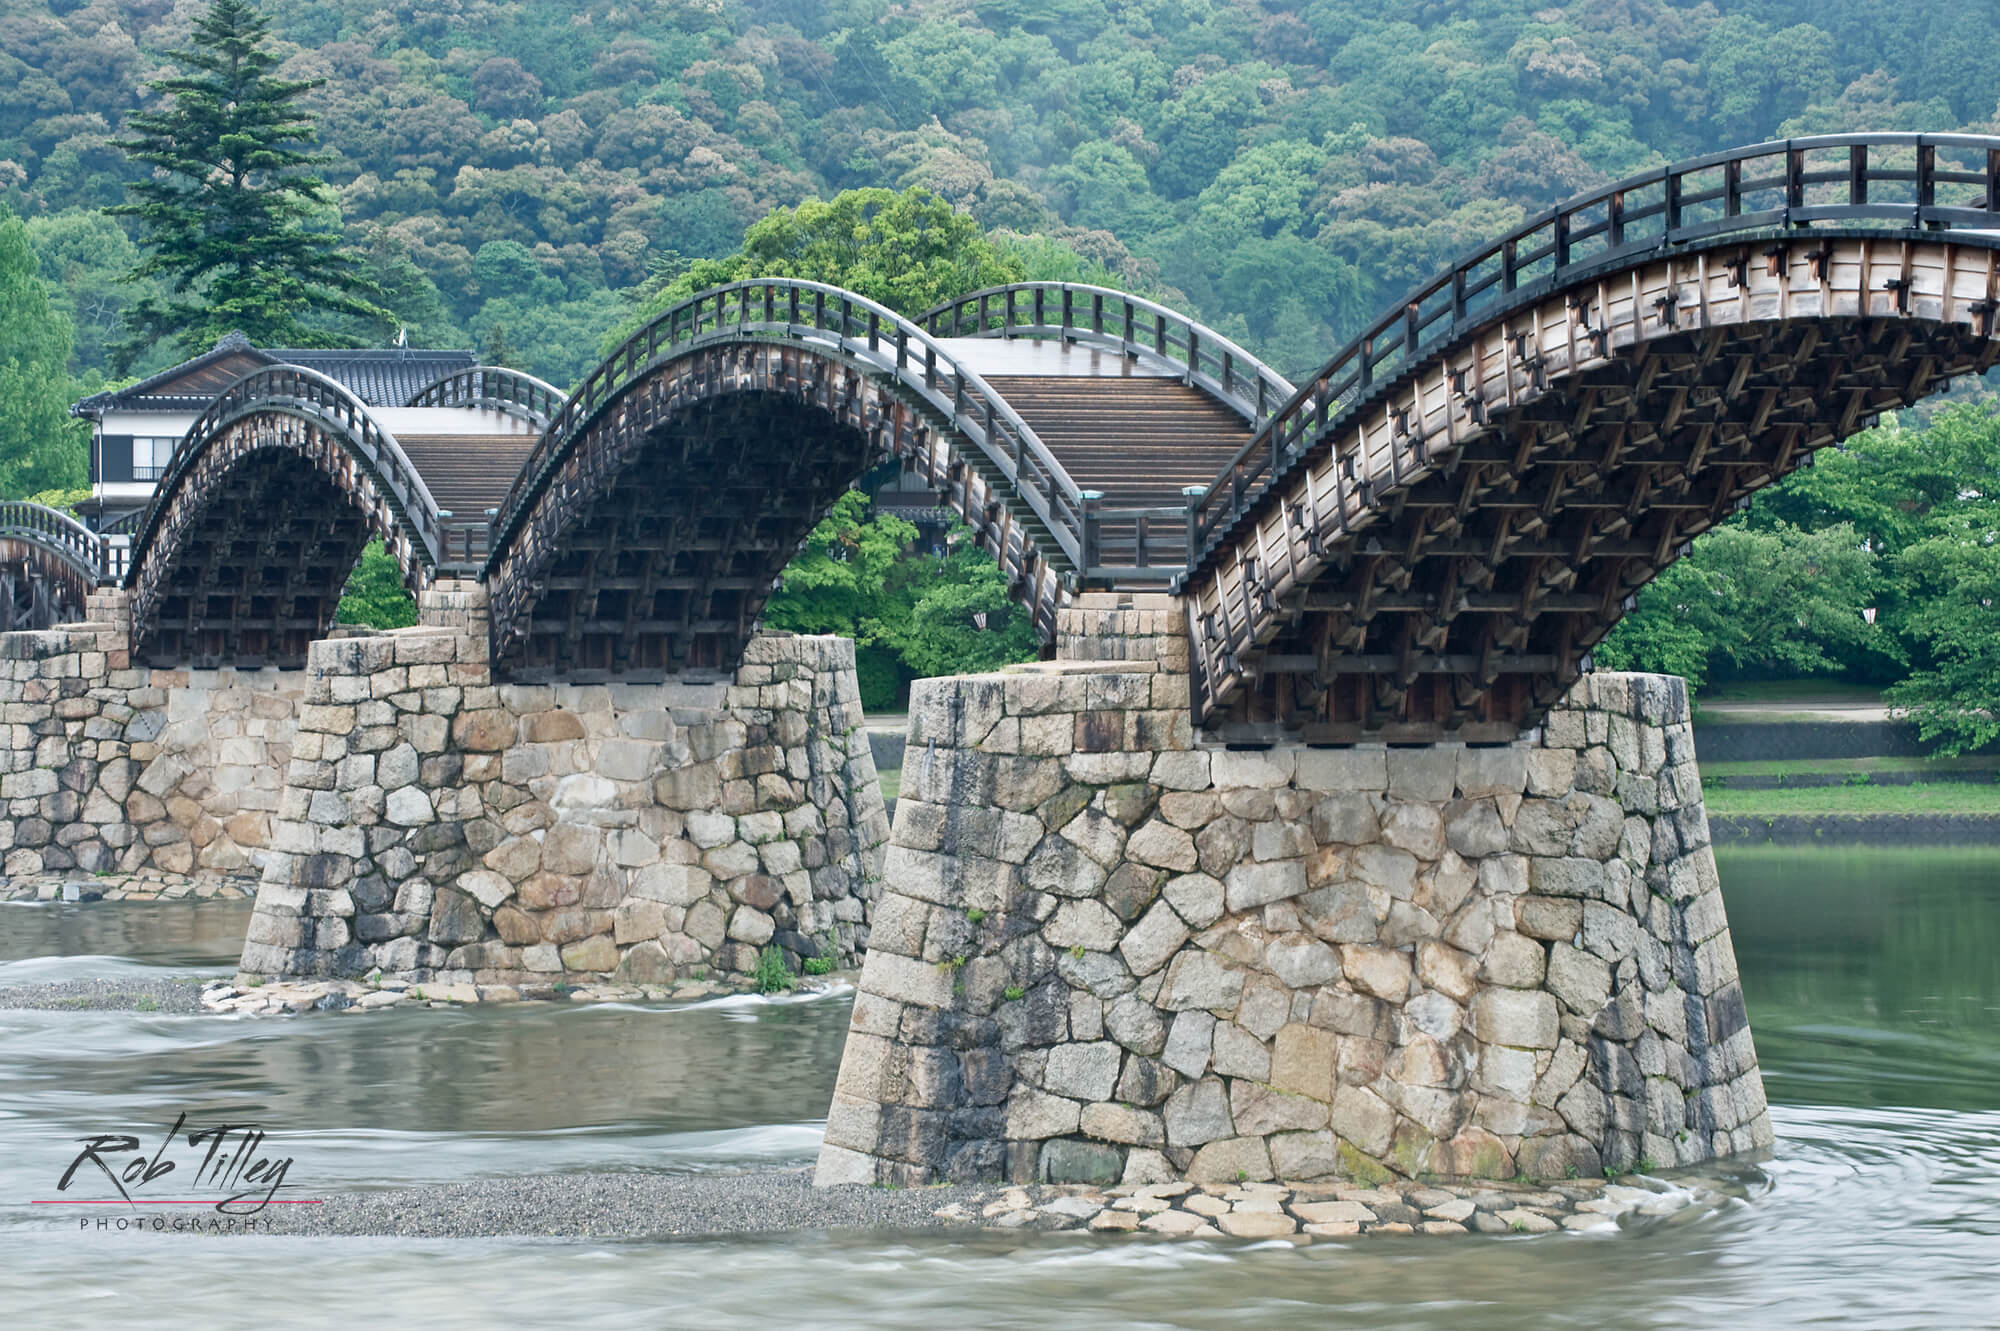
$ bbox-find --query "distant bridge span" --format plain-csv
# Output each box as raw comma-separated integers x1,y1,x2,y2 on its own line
0,501,102,630
117,364,556,667
0,132,1985,741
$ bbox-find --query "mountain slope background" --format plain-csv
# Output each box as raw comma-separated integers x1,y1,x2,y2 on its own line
6,0,1994,388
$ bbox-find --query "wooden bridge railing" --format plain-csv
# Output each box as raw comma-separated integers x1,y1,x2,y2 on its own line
1183,131,2000,579
403,365,569,430
1081,499,1198,585
0,500,107,587
97,509,144,538
489,278,1097,576
918,281,1297,429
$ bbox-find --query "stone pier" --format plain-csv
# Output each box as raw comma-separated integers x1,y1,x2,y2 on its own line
0,591,301,878
815,601,1769,1187
238,585,890,991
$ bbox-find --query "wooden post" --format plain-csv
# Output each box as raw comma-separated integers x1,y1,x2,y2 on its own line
1079,490,1103,579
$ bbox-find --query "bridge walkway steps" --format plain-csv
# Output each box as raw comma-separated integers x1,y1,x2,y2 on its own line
936,339,1257,582
373,407,543,528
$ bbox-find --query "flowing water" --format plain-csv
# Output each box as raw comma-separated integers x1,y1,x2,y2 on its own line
1,848,1995,1329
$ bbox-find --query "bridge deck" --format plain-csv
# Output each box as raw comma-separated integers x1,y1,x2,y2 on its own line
983,377,1253,510
373,407,541,523
938,339,1253,511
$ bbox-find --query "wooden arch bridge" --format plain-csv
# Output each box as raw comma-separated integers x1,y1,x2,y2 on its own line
9,133,2000,742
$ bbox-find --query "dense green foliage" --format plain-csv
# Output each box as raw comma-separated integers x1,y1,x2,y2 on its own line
0,206,87,497
8,0,1991,386
107,0,388,367
619,186,1029,334
1889,532,2000,754
1593,522,1888,693
336,539,418,629
1599,405,2000,751
762,490,1041,709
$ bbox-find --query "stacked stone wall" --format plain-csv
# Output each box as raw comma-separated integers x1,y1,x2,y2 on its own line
1055,591,1189,669
816,663,1770,1188
239,605,890,994
0,592,300,879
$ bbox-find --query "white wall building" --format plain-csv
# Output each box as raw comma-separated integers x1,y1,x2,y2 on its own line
70,332,476,531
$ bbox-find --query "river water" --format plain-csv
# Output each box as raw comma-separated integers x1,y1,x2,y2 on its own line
1,847,1995,1329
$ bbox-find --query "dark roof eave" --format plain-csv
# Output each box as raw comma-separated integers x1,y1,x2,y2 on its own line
67,345,481,417
67,340,278,419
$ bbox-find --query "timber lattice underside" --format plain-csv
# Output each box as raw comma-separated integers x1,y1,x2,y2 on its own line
486,343,1072,681
1190,234,2000,742
134,428,397,671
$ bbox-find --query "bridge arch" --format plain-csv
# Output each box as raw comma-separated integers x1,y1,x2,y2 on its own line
123,364,453,668
1180,133,2000,741
483,280,1102,681
0,501,104,630
403,364,569,429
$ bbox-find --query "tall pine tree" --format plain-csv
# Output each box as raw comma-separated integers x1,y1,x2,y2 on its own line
108,0,387,370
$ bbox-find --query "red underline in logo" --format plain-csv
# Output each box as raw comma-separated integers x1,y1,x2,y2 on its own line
29,1199,325,1205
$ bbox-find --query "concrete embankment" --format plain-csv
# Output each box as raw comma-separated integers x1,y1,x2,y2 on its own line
1709,814,2000,847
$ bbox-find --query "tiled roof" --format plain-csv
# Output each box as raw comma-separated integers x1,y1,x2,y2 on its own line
72,335,478,416
265,348,478,407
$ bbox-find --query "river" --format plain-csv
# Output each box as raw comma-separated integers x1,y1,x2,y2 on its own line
1,846,1994,1329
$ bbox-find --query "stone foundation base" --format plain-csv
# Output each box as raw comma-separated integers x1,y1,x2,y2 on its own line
240,612,890,989
0,612,300,879
816,665,1769,1188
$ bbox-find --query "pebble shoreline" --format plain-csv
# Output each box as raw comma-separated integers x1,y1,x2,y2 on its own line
275,1167,1722,1242
0,974,208,1012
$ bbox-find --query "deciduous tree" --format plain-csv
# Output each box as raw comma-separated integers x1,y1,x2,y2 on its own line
0,208,88,497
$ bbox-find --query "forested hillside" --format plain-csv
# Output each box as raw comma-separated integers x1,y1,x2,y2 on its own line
5,0,1993,387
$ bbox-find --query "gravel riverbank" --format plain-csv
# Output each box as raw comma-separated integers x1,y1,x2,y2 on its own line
265,1168,1708,1242
0,973,207,1012
282,1169,997,1239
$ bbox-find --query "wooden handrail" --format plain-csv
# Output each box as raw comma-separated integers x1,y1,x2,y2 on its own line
0,501,105,585
403,365,570,430
915,281,1296,428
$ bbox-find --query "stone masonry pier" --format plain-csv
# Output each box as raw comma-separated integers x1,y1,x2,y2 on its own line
816,594,1769,1188
0,591,301,879
0,581,888,991
239,585,890,991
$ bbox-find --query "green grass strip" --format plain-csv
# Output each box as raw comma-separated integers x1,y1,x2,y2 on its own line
1703,782,2000,815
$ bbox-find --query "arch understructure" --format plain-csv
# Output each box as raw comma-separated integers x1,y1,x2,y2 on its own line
124,365,449,669
1182,135,2000,741
481,280,1280,682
